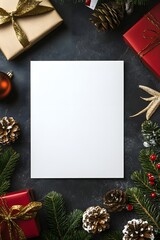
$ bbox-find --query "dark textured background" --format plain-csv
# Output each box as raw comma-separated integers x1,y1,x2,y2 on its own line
0,0,160,238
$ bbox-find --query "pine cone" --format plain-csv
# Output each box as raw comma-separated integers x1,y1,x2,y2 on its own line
123,219,154,240
104,189,127,212
82,206,110,234
90,2,124,31
0,117,20,145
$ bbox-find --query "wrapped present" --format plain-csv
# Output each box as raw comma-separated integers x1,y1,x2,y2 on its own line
0,0,63,60
0,189,42,240
123,3,160,79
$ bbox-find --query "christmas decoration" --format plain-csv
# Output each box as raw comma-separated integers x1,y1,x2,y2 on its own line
123,4,160,78
43,192,91,240
90,2,124,31
103,189,127,212
0,190,42,239
122,219,154,240
141,121,160,148
156,163,160,169
82,206,110,234
131,86,160,120
0,72,13,99
150,154,157,161
0,147,19,195
0,0,63,60
0,117,20,145
150,192,156,198
126,204,133,211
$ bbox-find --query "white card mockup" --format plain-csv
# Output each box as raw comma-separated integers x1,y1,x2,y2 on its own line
31,61,124,178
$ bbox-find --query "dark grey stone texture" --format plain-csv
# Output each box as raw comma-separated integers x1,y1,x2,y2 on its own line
0,0,160,238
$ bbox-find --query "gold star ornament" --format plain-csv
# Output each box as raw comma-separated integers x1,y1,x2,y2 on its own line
130,85,160,120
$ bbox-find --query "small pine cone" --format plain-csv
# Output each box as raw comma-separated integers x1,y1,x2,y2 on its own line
82,206,110,234
90,2,124,31
123,219,154,240
104,189,127,212
0,117,20,145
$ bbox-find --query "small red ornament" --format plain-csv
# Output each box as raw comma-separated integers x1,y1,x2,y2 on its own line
150,192,157,198
156,163,160,169
147,173,152,177
148,175,155,181
150,154,157,161
85,0,91,5
0,71,13,99
126,204,133,211
149,181,155,186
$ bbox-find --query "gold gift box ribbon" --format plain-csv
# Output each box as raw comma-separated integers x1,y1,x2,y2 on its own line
0,0,54,48
138,12,160,57
0,198,42,240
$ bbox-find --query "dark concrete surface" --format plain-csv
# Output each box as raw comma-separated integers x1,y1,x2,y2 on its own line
0,0,160,238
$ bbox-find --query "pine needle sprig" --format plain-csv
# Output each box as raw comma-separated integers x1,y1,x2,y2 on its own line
102,231,122,240
43,192,92,240
131,171,154,194
0,147,19,195
127,187,160,229
139,149,158,174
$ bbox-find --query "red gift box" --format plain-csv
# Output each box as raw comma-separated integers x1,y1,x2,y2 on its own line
123,3,160,79
0,189,41,239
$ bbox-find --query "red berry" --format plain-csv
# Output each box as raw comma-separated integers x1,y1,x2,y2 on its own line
156,163,160,169
150,192,157,198
149,176,155,181
85,0,91,5
147,173,152,177
149,181,155,186
126,204,133,211
150,154,157,161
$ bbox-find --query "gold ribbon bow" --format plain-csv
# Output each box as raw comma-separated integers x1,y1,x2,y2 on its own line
0,0,54,47
138,12,160,57
0,200,42,240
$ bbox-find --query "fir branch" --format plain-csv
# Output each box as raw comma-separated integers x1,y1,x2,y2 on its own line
102,231,122,240
139,149,158,174
131,171,154,194
127,187,160,230
43,192,91,240
0,147,19,195
44,192,67,239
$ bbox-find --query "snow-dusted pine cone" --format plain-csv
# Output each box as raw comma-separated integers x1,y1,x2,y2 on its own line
0,117,20,145
82,206,110,234
104,189,127,212
123,219,154,240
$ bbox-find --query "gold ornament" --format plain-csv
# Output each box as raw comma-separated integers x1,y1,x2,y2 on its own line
0,0,54,47
130,85,160,120
82,206,110,234
0,200,42,240
103,189,127,212
90,2,124,31
123,219,154,240
0,117,20,145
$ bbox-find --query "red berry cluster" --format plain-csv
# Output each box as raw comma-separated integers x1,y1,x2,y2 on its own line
146,153,160,199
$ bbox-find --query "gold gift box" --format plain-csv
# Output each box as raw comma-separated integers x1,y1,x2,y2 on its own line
0,0,63,60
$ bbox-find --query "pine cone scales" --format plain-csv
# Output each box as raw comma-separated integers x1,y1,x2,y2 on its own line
82,206,110,234
90,2,124,31
104,189,127,212
0,117,20,145
123,219,154,240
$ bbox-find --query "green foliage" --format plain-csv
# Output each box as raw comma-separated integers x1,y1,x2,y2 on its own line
114,0,149,5
127,188,160,229
102,231,122,240
0,147,19,195
43,191,92,240
141,120,160,147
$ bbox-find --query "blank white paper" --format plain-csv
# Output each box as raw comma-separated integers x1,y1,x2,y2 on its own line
31,61,124,178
